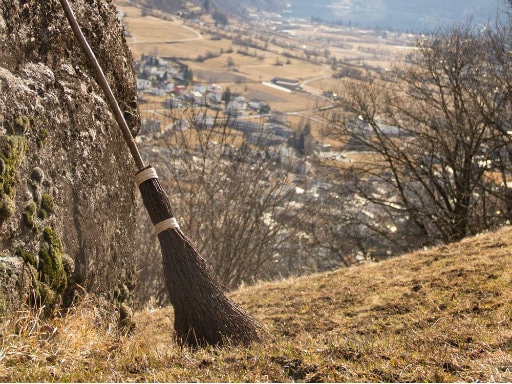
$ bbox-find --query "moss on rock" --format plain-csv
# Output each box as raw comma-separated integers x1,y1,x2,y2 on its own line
0,198,15,225
22,201,37,228
30,167,45,184
38,227,67,295
0,135,27,227
39,193,54,219
15,247,37,266
0,135,27,198
37,282,57,307
0,290,5,320
36,128,48,149
13,116,33,134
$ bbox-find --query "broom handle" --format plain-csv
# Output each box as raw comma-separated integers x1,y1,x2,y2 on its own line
58,0,145,170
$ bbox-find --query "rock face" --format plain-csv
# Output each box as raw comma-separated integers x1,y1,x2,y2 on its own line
0,0,140,317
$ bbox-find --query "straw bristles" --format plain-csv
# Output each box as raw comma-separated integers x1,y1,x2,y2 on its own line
137,167,261,347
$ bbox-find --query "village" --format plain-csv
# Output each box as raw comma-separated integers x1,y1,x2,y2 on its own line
110,0,427,279
135,54,324,138
131,51,404,275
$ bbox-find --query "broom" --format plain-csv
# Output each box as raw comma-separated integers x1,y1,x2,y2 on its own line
58,0,261,347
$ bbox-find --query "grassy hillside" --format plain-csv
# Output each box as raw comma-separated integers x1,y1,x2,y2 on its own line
2,226,512,381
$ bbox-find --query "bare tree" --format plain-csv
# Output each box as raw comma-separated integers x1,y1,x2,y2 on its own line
133,103,319,306
324,22,512,252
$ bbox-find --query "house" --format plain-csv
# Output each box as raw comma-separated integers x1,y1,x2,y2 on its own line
136,78,152,90
230,120,261,134
209,93,223,106
189,91,208,106
247,132,286,147
322,90,338,99
140,119,161,136
293,159,312,175
195,113,214,129
147,88,166,96
164,83,175,92
248,99,271,114
226,97,247,116
248,98,264,111
208,83,222,93
156,57,168,67
174,119,190,131
164,96,181,109
193,84,207,94
317,143,332,152
267,123,293,138
174,85,186,95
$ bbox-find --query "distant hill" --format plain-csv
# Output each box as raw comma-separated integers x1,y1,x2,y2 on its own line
126,0,502,31
285,0,503,31
127,0,287,17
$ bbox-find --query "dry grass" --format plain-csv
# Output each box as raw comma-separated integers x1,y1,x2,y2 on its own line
2,226,512,381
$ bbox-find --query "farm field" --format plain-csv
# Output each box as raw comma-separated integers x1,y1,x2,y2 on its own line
115,2,413,119
114,0,419,159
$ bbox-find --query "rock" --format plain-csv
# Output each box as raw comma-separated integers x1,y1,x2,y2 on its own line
0,256,31,320
0,0,140,313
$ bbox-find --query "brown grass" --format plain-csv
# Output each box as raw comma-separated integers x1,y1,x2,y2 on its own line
2,226,512,381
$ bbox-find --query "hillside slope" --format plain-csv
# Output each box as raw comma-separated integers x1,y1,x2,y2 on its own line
2,226,512,381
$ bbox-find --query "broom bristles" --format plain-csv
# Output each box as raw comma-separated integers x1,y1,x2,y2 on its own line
137,169,261,347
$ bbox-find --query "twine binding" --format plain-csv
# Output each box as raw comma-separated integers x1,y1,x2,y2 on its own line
135,167,158,186
155,217,180,235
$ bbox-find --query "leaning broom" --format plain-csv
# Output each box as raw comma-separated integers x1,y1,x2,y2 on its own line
58,0,261,347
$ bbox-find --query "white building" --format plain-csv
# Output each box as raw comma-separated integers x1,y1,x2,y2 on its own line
136,78,152,90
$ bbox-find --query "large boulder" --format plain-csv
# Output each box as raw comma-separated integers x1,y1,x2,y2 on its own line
0,0,140,317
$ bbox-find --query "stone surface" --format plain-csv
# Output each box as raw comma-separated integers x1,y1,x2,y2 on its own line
0,0,140,314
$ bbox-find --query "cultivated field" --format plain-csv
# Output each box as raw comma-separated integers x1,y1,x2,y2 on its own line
115,1,414,125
